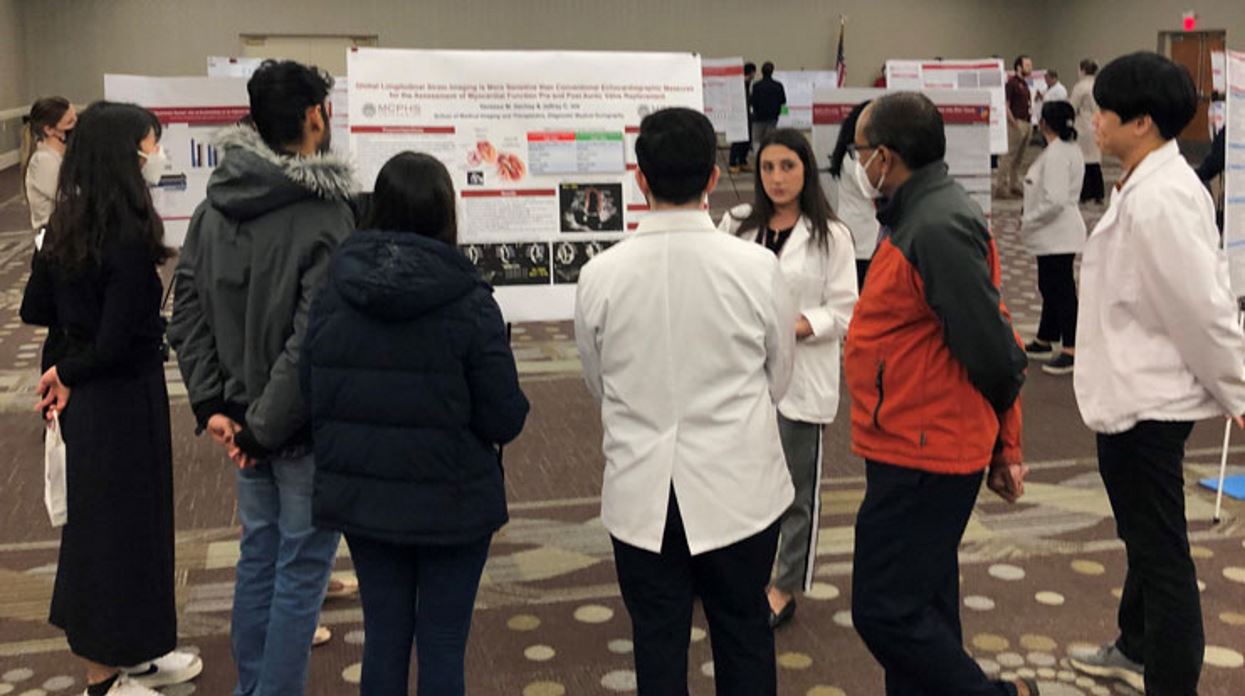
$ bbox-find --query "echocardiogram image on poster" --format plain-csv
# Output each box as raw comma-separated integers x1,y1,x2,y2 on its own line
553,240,618,284
559,182,624,232
461,242,552,286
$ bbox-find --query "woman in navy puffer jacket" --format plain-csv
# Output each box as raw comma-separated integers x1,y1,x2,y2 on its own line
302,152,529,696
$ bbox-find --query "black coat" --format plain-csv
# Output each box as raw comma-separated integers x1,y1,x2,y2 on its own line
302,230,529,545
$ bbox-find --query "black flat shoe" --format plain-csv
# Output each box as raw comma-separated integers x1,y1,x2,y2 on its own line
768,598,796,629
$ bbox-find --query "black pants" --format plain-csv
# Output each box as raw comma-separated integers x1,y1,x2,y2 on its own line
855,259,871,292
612,490,780,695
1097,420,1202,695
1036,253,1078,347
1081,163,1105,203
346,534,492,696
729,140,751,166
852,461,1016,696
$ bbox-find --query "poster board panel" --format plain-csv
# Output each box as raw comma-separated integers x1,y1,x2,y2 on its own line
886,59,1007,154
702,57,749,142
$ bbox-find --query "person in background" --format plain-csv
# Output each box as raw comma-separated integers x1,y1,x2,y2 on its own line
728,62,757,174
719,128,857,630
20,97,76,236
1043,69,1068,102
828,100,881,288
999,54,1034,198
575,107,796,695
20,101,202,696
1021,100,1085,376
1071,59,1104,204
844,92,1033,696
303,152,528,695
1070,51,1245,696
872,65,888,89
1196,124,1226,233
168,59,354,696
751,62,787,146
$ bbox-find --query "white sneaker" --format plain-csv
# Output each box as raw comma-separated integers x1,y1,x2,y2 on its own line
1069,643,1145,692
123,650,203,688
81,674,162,695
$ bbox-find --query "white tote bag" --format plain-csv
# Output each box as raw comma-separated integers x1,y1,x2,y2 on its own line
44,411,68,527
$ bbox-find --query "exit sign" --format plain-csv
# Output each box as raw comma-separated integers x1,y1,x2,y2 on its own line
1182,11,1197,31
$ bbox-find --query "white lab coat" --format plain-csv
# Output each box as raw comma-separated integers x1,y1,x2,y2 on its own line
1044,81,1068,103
718,204,858,424
1075,140,1245,434
575,210,797,555
1070,76,1101,164
25,142,61,233
829,156,881,261
1021,139,1086,256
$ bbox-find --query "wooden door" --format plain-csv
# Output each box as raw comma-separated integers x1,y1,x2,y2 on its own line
1168,31,1226,143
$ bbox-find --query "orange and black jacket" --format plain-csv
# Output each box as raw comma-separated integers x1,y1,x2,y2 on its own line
844,163,1027,475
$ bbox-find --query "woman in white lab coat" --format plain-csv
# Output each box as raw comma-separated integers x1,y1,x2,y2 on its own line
827,100,879,289
718,128,857,628
1022,100,1086,375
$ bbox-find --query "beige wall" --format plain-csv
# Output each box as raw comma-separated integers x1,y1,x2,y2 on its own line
17,0,1048,103
0,0,24,108
1044,0,1243,83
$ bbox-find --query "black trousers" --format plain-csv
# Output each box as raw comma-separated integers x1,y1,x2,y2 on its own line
612,490,780,696
729,140,751,166
1098,420,1202,695
1081,163,1105,203
1036,253,1078,347
852,461,1016,696
855,259,871,292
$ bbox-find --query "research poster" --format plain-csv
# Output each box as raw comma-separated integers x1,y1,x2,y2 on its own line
207,57,351,157
774,70,840,129
1223,50,1245,296
104,75,250,246
701,57,749,142
348,48,704,321
811,86,993,218
886,59,1007,154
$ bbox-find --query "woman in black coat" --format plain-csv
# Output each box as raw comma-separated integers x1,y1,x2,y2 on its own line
302,152,529,696
20,102,199,695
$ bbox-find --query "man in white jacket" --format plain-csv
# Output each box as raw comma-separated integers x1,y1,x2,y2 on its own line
1071,51,1245,695
575,107,796,695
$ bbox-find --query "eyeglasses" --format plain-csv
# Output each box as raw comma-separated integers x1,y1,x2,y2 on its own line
846,143,878,161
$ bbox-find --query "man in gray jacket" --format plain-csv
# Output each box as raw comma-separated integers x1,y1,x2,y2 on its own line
168,60,354,696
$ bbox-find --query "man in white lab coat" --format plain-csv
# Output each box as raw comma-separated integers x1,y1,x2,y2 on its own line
1070,51,1245,695
575,107,797,695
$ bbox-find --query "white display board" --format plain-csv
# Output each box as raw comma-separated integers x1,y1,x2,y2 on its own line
774,70,840,129
1224,50,1245,296
207,57,350,158
104,75,250,246
886,59,1007,154
701,57,749,142
348,48,704,322
811,86,993,218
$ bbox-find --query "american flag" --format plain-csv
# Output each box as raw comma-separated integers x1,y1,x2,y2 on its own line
834,17,847,87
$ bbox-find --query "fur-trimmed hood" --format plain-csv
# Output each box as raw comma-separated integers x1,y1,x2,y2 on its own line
207,124,354,222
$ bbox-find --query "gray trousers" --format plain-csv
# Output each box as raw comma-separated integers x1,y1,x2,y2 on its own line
773,414,825,594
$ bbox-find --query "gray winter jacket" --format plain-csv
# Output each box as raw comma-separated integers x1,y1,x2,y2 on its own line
169,124,355,455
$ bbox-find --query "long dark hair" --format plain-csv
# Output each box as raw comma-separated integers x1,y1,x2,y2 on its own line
45,101,172,272
733,128,837,248
829,99,872,179
363,152,458,245
20,97,71,203
1040,101,1078,142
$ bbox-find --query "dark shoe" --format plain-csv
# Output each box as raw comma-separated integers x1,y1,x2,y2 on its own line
1042,352,1074,375
768,598,796,629
1024,340,1053,357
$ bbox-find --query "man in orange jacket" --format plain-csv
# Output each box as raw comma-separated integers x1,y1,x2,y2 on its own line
844,92,1034,696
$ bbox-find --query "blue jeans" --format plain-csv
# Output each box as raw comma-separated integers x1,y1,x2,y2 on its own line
232,452,340,696
345,533,491,696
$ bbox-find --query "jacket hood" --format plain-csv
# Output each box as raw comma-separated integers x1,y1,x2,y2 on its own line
331,230,484,320
207,124,355,221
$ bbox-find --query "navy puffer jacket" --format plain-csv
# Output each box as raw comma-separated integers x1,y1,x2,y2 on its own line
302,229,529,545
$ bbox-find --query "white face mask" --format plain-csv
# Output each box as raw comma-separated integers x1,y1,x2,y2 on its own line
854,149,885,200
138,146,168,186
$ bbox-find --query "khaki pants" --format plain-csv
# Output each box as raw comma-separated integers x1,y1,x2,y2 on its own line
1001,121,1031,192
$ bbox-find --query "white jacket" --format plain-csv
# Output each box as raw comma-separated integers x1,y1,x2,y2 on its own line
575,210,796,555
830,156,882,261
1070,77,1101,164
719,204,858,423
1075,140,1245,434
1021,139,1086,256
